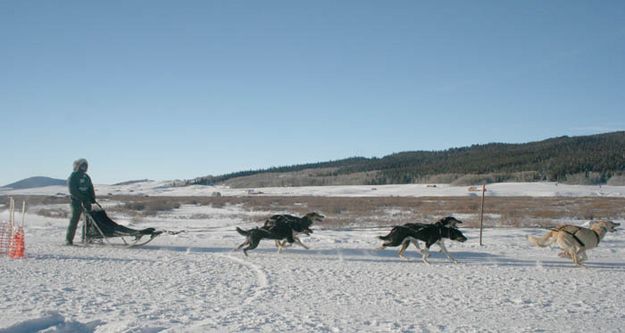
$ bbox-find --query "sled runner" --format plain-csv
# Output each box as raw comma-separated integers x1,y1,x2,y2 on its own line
81,204,178,247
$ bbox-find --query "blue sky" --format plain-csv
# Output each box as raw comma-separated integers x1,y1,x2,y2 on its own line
1,1,624,185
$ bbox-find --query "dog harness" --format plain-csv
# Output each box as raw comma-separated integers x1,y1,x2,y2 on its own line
553,225,600,247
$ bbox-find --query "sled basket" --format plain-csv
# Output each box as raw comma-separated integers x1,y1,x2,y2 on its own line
82,208,163,247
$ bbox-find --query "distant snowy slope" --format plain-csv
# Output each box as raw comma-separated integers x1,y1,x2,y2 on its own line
1,176,66,190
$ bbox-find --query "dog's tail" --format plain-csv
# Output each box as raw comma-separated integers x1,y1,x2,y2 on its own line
527,230,557,247
236,227,249,236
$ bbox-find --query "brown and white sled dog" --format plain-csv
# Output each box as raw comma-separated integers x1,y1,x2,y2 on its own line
527,220,620,266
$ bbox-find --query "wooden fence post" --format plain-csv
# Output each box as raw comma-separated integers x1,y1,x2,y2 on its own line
479,184,486,246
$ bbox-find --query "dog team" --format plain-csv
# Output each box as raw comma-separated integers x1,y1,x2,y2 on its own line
235,212,620,267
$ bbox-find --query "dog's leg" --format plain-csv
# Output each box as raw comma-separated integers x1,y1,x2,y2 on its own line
243,237,261,256
294,236,309,250
420,247,431,264
398,239,410,260
558,236,585,266
438,241,458,264
570,249,582,266
573,248,589,267
579,250,588,263
437,240,446,253
235,240,249,251
411,239,421,251
574,255,587,267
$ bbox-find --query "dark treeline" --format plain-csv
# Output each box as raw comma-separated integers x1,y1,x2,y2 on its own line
187,131,625,186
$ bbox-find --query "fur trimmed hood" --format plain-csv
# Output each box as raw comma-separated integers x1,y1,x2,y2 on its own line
73,158,88,172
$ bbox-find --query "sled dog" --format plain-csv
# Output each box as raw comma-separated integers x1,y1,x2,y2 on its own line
527,220,619,266
235,212,324,256
378,222,467,264
399,216,463,254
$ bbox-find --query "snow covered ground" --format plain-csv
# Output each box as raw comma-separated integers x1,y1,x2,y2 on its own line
1,183,624,332
1,181,624,198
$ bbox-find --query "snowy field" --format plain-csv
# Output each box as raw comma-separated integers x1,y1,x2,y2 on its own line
1,183,625,332
1,181,625,198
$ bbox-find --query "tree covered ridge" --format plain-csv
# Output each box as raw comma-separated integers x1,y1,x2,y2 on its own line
188,131,625,186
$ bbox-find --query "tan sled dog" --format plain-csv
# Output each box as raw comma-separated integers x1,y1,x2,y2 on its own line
528,220,620,266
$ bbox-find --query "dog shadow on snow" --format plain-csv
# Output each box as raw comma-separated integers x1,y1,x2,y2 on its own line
447,251,625,270
135,244,625,270
359,249,625,270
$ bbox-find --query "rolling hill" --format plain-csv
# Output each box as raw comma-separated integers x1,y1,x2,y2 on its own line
185,131,625,187
1,176,67,189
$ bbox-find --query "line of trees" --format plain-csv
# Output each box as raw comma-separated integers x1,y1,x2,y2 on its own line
185,131,625,186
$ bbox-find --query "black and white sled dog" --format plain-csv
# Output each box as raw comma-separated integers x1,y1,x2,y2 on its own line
378,217,467,264
262,213,326,249
398,216,463,255
235,212,324,256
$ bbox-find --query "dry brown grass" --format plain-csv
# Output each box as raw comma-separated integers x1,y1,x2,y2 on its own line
102,195,625,229
36,208,69,218
1,195,68,207
113,199,181,216
5,194,624,229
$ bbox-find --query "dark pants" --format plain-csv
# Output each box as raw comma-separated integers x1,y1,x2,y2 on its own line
66,201,83,244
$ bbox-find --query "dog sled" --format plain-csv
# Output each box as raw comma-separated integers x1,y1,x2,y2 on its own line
81,204,179,248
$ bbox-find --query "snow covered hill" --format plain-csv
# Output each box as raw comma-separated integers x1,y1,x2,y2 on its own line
1,176,67,190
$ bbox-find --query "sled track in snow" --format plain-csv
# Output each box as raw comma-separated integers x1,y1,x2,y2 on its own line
184,253,270,331
218,254,269,306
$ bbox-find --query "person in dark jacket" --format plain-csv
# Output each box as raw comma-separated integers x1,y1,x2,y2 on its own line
66,158,96,245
